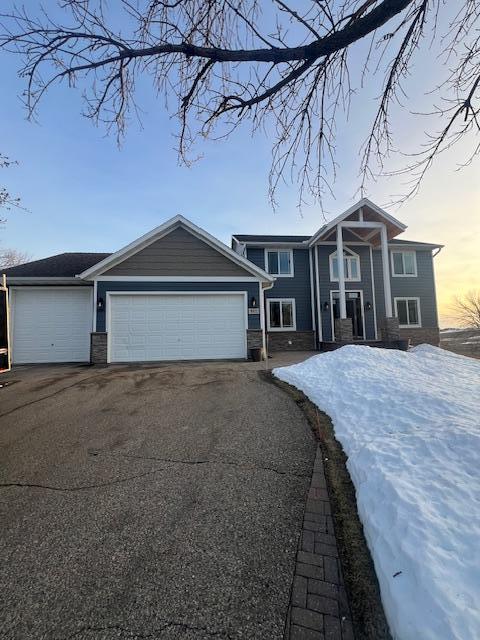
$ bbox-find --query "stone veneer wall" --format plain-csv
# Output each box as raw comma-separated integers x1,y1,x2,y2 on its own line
268,331,315,352
90,332,107,365
246,330,263,349
400,327,440,346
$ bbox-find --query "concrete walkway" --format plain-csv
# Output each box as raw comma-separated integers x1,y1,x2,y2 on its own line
0,355,317,639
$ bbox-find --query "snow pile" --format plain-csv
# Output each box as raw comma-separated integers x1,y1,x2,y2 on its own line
274,345,480,640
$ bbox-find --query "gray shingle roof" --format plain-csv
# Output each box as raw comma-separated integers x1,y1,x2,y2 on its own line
234,235,441,248
387,239,443,248
234,234,310,243
1,253,111,277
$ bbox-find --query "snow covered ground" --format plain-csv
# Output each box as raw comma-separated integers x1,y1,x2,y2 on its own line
274,345,480,640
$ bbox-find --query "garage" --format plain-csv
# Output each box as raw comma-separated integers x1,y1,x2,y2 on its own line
11,288,92,364
108,292,247,362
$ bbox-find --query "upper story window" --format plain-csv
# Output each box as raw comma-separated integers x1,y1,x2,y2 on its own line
265,249,294,277
329,247,361,282
391,250,417,277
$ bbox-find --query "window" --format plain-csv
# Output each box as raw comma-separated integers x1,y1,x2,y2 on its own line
267,298,296,331
391,250,417,276
329,248,361,282
265,249,294,276
394,297,421,327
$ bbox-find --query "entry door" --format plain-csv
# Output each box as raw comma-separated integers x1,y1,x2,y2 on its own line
108,293,247,362
332,291,364,339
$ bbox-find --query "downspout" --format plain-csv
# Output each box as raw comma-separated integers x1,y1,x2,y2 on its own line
432,246,443,335
261,280,275,361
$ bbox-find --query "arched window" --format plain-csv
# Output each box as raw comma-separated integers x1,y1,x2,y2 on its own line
329,247,361,282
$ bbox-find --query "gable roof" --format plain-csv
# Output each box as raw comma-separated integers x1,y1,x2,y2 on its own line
2,253,110,278
79,215,274,282
308,198,407,246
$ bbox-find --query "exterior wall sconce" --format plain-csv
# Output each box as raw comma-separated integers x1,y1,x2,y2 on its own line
250,296,257,308
365,301,372,311
323,301,330,311
97,297,105,311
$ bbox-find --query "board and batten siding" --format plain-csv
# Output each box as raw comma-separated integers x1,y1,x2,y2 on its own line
373,249,439,327
95,281,260,332
104,227,250,277
315,245,377,341
246,248,313,331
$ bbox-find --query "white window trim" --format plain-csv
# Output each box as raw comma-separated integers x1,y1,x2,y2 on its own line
394,297,422,328
264,248,294,278
267,298,297,332
391,250,417,277
329,247,361,282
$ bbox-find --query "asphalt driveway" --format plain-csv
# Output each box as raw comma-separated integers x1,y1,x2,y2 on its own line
0,357,316,640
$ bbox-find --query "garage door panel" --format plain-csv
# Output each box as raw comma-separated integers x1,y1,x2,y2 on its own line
109,293,247,362
12,288,92,364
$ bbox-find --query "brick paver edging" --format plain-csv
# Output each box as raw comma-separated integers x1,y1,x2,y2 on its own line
284,445,354,640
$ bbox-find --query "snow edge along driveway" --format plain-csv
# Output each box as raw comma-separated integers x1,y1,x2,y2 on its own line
273,345,480,640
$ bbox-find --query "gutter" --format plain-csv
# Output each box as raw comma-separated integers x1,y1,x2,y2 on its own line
6,277,92,286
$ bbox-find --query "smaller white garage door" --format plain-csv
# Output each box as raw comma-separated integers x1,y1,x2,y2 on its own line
109,293,247,362
12,288,92,364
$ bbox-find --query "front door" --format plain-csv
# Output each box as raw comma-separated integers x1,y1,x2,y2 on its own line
332,291,364,340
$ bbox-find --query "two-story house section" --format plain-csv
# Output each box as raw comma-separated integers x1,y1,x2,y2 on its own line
4,198,442,365
233,198,443,351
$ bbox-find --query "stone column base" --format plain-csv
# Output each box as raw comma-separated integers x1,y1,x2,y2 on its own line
90,332,107,365
334,318,353,342
381,317,400,341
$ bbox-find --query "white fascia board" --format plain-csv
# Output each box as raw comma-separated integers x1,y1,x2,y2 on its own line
387,242,444,250
79,215,274,282
95,276,261,282
308,198,407,246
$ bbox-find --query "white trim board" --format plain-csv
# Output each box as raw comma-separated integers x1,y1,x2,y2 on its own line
95,275,262,282
79,216,274,282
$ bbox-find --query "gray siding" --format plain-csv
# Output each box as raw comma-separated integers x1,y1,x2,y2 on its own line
246,248,313,331
105,227,250,277
316,245,377,341
96,281,260,331
373,249,438,327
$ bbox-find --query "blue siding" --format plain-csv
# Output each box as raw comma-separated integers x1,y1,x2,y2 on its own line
96,281,260,331
316,245,377,341
373,249,439,327
246,248,313,331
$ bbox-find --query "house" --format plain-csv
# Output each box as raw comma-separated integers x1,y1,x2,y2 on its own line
2,199,442,365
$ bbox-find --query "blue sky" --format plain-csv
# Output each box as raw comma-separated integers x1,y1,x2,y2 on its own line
0,2,478,323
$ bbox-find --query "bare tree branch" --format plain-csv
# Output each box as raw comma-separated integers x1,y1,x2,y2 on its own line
0,0,479,208
450,290,480,329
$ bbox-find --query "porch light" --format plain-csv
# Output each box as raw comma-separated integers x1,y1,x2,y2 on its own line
323,301,330,311
250,296,257,308
365,301,372,311
97,297,105,311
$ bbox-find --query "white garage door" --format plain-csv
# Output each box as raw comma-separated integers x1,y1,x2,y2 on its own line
12,288,92,364
109,293,247,362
